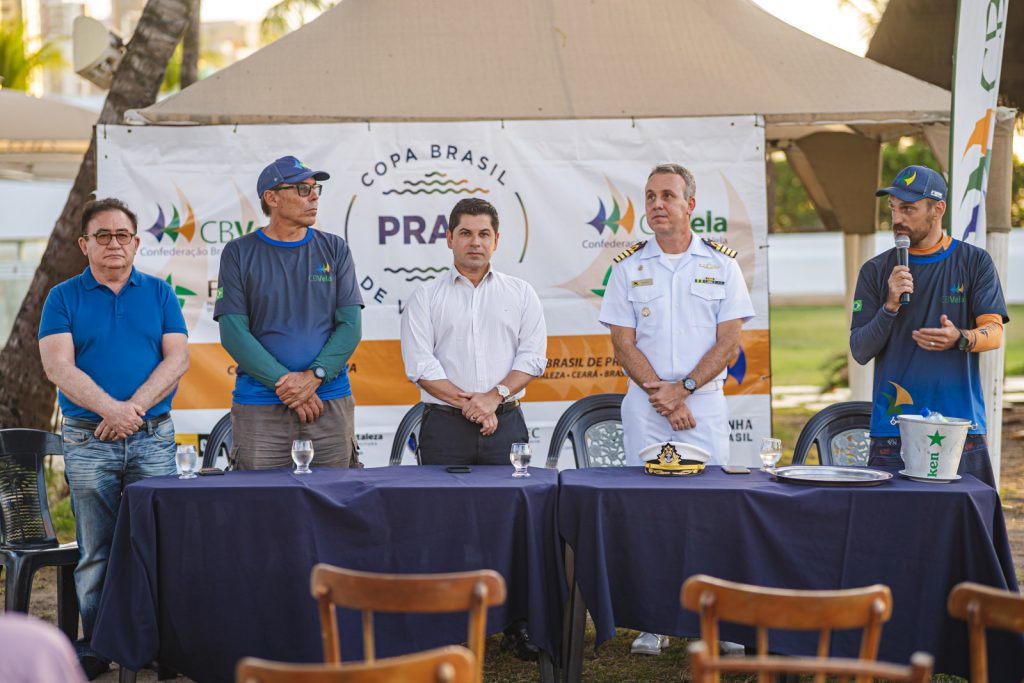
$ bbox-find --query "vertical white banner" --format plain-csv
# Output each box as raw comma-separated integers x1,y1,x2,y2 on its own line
949,0,1009,245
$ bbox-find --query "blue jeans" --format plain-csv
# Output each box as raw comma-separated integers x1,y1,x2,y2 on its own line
62,417,176,659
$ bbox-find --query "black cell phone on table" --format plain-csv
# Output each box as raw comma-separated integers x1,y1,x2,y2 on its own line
198,467,225,476
721,465,750,474
446,466,471,473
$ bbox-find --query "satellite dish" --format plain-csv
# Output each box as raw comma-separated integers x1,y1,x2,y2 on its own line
73,16,125,90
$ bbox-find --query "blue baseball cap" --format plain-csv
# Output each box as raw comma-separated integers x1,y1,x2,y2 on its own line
256,156,330,198
875,165,947,203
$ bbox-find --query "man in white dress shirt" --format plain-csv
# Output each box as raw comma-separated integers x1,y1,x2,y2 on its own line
400,197,547,466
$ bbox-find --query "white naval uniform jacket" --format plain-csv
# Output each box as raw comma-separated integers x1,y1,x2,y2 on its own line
599,236,754,465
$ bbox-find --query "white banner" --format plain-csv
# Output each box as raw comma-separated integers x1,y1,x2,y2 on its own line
949,0,1009,245
98,117,770,467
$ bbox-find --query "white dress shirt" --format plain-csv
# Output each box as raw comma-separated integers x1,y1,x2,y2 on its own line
400,267,548,406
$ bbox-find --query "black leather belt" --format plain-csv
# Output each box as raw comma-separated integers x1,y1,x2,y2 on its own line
64,413,171,432
424,400,520,417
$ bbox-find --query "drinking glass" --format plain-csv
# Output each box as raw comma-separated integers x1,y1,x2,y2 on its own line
759,437,782,472
291,439,314,474
176,444,197,480
509,442,532,478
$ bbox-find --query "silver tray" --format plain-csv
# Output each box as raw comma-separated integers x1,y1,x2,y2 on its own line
771,466,893,487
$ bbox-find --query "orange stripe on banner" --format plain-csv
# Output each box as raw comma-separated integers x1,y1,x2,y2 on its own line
172,332,771,410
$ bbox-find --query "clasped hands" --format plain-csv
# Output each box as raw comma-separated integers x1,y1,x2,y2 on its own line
276,371,324,424
95,400,146,441
643,380,697,431
458,390,501,436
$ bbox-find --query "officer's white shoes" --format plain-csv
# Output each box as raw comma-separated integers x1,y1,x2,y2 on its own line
630,632,670,655
720,640,746,656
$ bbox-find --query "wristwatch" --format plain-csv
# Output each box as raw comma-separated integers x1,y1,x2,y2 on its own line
682,377,698,393
311,366,327,383
495,384,511,401
956,328,970,352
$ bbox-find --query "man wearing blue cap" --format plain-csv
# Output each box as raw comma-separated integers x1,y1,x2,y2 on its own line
214,156,364,469
850,165,1009,486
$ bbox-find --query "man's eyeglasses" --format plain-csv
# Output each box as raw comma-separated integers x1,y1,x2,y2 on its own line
272,183,322,197
82,231,136,246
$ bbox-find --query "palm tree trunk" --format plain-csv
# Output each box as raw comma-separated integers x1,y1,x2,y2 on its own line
180,0,201,89
0,0,191,429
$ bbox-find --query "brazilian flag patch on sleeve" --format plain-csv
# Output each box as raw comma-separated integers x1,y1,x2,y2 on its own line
852,299,862,312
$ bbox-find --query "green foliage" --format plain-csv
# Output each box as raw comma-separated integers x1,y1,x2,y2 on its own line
261,0,336,44
44,456,76,543
1012,154,1024,228
161,42,228,93
770,155,822,231
0,20,64,91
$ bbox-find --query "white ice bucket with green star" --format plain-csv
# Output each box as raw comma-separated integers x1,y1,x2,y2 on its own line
896,414,970,480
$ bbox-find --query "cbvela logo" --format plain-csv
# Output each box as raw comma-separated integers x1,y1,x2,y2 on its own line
942,282,966,305
310,262,333,283
141,187,260,253
583,177,635,249
344,143,528,307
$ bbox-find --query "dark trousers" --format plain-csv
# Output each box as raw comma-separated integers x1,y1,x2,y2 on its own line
868,434,995,488
419,404,529,466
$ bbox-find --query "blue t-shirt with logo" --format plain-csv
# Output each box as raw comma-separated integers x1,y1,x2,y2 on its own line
851,239,1008,436
38,267,189,420
213,228,363,404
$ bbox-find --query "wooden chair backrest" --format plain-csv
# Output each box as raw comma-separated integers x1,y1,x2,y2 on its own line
236,646,474,683
681,574,892,683
948,581,1024,683
688,641,932,683
310,563,506,683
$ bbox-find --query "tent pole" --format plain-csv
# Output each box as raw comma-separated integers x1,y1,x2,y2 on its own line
980,108,1015,488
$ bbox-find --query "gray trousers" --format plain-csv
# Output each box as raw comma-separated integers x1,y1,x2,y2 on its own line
229,396,359,470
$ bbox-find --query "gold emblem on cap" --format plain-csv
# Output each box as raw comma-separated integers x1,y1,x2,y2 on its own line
641,306,651,318
644,443,705,476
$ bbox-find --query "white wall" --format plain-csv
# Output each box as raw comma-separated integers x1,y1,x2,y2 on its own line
768,231,1024,304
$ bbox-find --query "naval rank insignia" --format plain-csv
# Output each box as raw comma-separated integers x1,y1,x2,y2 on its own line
613,240,647,263
702,238,737,258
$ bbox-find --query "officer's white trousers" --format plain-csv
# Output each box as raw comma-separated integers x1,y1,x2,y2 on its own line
621,381,730,466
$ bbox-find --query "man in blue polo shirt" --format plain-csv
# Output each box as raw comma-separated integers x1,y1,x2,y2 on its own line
38,198,189,679
851,165,1009,486
214,155,363,469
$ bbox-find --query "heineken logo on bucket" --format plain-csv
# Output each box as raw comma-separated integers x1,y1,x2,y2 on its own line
896,412,969,482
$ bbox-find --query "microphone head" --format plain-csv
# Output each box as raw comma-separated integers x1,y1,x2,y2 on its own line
894,234,911,249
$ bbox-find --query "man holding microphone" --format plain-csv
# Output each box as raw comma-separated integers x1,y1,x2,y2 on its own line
850,165,1009,486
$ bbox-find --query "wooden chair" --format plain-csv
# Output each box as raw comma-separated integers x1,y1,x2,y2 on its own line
687,641,933,683
681,574,892,683
310,564,505,683
947,581,1024,682
236,645,474,683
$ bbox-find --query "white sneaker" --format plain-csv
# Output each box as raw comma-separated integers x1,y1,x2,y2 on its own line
720,640,746,656
630,632,669,655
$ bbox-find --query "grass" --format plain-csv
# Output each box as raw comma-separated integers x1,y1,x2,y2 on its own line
769,303,1024,387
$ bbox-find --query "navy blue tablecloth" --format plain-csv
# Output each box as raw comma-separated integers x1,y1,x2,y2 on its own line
91,465,562,683
558,466,1023,681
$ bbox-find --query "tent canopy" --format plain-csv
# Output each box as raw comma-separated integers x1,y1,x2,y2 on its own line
0,90,95,179
133,0,951,141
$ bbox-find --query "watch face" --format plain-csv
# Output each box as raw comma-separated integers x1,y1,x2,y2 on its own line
314,367,326,379
684,378,697,392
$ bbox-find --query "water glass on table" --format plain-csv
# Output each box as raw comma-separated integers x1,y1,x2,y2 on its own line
510,442,531,478
291,439,314,474
759,437,782,472
176,445,197,479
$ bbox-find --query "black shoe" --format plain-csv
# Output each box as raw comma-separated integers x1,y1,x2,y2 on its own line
501,620,540,662
79,655,110,681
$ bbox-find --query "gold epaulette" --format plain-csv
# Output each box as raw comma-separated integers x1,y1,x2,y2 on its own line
613,240,646,263
702,238,737,258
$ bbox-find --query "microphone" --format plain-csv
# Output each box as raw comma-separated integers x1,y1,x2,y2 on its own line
894,234,911,305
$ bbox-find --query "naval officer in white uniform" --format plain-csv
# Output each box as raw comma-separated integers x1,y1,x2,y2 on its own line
599,163,754,467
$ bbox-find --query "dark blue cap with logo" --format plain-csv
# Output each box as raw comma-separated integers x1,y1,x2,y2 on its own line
256,155,330,198
875,165,947,203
